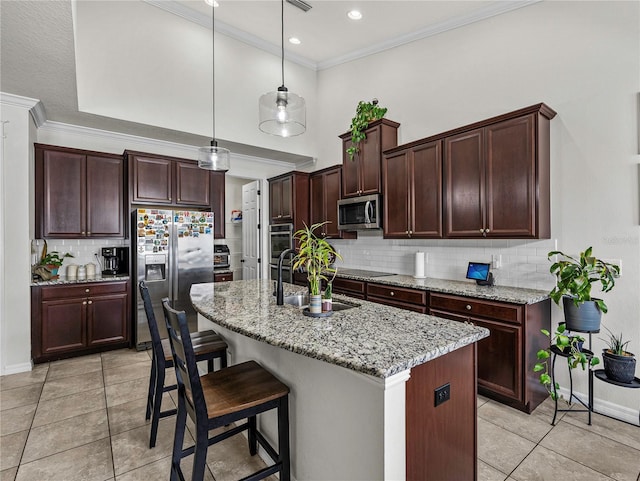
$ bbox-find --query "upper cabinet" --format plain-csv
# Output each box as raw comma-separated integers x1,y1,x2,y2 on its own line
126,151,225,238
383,140,442,239
269,171,310,231
310,165,350,239
444,104,556,238
35,144,125,239
339,119,400,198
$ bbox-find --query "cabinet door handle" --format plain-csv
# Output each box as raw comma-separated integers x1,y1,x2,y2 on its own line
82,301,87,305
390,291,395,296
485,228,490,234
85,289,90,293
87,300,92,305
466,304,472,310
81,231,86,236
479,228,484,233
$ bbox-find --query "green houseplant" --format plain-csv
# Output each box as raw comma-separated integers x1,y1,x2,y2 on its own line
535,323,600,401
601,327,636,383
346,99,388,160
548,246,620,332
292,222,341,314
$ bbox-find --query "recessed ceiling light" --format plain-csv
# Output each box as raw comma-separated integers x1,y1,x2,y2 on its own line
288,37,301,45
347,10,362,20
205,0,219,7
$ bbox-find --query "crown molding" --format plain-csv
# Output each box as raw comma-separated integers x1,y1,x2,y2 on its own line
143,0,317,71
317,0,541,70
0,92,47,126
144,0,540,72
38,120,303,169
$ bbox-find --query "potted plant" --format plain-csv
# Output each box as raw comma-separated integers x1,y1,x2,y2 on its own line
37,241,74,278
548,246,620,332
601,327,636,383
292,221,341,315
535,323,600,401
346,99,388,160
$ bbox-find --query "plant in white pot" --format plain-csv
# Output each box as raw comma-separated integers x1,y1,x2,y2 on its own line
601,327,636,383
548,247,620,332
292,222,341,315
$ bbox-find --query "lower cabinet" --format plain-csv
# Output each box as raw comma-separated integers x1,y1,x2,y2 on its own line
332,278,366,299
213,272,234,283
366,282,427,313
32,281,130,363
429,292,550,413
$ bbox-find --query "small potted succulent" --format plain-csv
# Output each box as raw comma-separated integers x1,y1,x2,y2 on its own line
535,323,600,401
601,327,636,383
292,222,341,315
548,247,620,332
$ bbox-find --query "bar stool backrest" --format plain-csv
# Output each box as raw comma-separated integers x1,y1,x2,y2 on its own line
139,281,167,367
162,298,208,423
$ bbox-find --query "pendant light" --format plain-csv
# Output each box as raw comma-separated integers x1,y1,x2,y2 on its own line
198,1,230,171
258,0,306,137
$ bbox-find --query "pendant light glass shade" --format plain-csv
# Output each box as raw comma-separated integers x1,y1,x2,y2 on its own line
199,2,230,171
198,140,230,171
258,0,306,137
259,86,306,137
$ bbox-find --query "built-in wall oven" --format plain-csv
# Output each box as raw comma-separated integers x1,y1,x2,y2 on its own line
269,223,294,283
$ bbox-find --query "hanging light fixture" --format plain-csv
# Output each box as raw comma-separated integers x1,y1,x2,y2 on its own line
258,0,306,137
198,1,230,171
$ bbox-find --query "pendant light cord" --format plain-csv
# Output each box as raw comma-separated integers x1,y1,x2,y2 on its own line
280,0,285,88
211,4,216,145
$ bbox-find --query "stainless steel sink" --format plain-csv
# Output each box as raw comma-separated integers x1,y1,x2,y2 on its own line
283,293,309,307
282,294,358,312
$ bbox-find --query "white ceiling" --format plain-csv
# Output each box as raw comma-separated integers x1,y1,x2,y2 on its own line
1,0,538,162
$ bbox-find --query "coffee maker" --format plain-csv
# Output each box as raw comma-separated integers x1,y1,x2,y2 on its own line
101,247,128,276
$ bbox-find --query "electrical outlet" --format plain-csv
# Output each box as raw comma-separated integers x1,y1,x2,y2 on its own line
434,383,450,407
492,254,502,269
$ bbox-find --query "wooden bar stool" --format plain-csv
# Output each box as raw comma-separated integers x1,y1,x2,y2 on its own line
139,281,228,448
162,299,291,481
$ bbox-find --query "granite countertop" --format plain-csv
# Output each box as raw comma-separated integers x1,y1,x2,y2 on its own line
334,271,549,305
31,274,130,286
191,280,489,379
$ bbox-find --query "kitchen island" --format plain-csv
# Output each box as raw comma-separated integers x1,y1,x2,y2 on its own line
191,279,488,480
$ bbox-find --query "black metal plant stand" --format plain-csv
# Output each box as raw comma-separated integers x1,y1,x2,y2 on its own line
550,329,595,426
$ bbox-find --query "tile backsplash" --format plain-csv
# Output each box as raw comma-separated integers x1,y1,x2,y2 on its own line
32,238,129,274
331,231,558,291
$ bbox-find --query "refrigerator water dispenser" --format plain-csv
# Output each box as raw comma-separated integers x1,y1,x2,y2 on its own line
145,254,167,281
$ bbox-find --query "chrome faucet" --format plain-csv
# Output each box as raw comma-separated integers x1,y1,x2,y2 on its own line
276,248,296,305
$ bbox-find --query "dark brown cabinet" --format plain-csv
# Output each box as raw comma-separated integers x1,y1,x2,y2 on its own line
331,278,366,299
268,172,310,232
213,272,234,282
367,282,427,313
35,144,125,239
383,140,442,239
310,165,350,239
32,281,130,363
127,151,225,238
339,119,400,198
444,104,556,238
429,292,550,413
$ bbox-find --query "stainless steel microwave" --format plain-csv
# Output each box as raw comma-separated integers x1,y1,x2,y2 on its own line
337,194,382,230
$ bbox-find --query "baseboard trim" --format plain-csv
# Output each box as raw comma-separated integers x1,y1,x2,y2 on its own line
1,361,34,376
558,387,640,426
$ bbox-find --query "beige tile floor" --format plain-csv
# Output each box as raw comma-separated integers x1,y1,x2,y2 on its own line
1,348,639,481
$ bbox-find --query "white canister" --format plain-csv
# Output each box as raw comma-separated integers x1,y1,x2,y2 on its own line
66,264,78,280
77,265,86,280
85,263,96,278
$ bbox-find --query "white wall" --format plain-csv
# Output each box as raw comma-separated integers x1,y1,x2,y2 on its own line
0,98,37,375
317,1,639,416
73,0,318,159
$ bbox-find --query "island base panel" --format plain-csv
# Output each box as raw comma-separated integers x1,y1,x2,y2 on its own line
406,342,477,480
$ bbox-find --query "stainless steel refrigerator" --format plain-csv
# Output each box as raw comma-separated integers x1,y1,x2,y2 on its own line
133,208,215,349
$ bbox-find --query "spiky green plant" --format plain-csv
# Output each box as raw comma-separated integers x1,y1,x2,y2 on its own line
292,222,342,296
